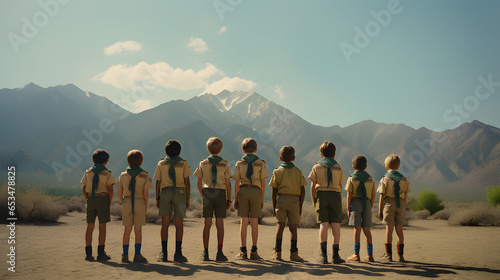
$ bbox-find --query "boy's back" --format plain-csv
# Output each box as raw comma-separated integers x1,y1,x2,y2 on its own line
377,176,410,198
81,169,115,194
270,165,307,194
233,158,268,187
309,162,345,192
194,159,231,189
154,158,191,188
116,171,154,198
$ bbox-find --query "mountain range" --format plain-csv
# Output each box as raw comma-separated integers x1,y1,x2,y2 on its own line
1,83,499,201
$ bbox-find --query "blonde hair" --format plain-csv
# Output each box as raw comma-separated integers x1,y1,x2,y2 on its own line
385,154,401,170
207,137,223,155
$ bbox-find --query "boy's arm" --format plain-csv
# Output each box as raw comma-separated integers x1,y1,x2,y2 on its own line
82,185,88,200
371,184,376,208
299,185,305,215
234,179,240,209
197,178,203,197
184,177,190,210
404,192,408,205
225,178,231,209
117,189,124,203
260,178,265,209
347,191,353,218
272,187,278,216
144,188,149,211
155,180,161,208
107,184,114,205
311,181,317,206
378,193,385,220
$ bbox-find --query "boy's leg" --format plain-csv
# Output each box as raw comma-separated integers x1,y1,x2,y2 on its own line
272,222,285,261
289,224,303,262
319,222,329,263
240,217,249,248
122,225,133,262
330,223,344,264
202,217,212,261
381,225,394,261
249,217,262,260
96,223,110,260
395,225,405,262
133,226,147,263
85,223,95,261
362,227,374,261
173,217,188,262
215,217,227,261
347,226,361,262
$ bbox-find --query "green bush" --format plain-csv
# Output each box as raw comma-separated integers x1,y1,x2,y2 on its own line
413,189,444,215
486,185,500,207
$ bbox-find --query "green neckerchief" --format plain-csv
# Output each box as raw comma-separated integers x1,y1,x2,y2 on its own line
242,154,259,186
163,156,183,191
280,162,295,169
90,164,107,198
317,157,338,188
351,170,370,210
385,170,404,208
126,165,144,215
207,155,223,188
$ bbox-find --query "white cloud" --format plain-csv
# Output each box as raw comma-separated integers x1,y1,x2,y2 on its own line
187,37,208,53
92,61,222,91
204,77,256,94
217,26,227,35
274,85,285,99
131,99,153,113
104,41,142,55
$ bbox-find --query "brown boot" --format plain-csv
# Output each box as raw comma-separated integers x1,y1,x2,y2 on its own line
290,250,304,262
271,250,282,261
365,255,375,262
346,254,360,262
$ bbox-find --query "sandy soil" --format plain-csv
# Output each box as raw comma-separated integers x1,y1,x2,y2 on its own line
1,212,499,280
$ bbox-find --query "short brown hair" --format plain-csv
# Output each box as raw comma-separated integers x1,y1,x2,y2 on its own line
385,154,401,170
207,137,223,155
242,138,257,153
92,149,109,164
280,146,295,162
320,142,336,157
127,150,143,166
352,155,367,170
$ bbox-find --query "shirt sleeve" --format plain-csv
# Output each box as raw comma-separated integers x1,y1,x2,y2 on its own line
107,172,116,186
114,175,123,191
345,177,353,192
300,174,307,187
260,162,270,179
339,168,346,184
145,173,154,190
308,167,317,182
80,172,87,185
232,162,241,180
377,178,386,194
193,162,203,178
269,169,278,188
225,164,231,179
153,162,162,181
183,162,192,178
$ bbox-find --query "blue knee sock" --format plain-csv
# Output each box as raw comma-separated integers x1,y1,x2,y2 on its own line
354,243,360,255
367,244,373,255
135,243,141,255
123,244,129,255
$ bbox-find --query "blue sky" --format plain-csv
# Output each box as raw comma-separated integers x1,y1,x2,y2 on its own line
1,0,499,130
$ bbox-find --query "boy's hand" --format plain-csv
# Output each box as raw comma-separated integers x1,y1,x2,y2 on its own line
226,201,231,209
186,200,190,210
273,207,276,216
234,201,238,210
261,201,263,209
299,206,303,215
348,210,350,218
156,199,160,208
378,211,383,220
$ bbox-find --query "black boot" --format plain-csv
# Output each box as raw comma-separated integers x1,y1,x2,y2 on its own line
397,244,405,262
97,245,111,261
85,246,94,261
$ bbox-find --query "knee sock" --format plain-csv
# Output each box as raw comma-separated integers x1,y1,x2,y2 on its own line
333,244,340,257
217,243,223,254
97,245,105,255
385,243,392,254
320,242,327,256
367,244,373,255
354,243,360,255
251,245,257,253
275,239,282,252
161,241,167,254
175,241,182,254
397,244,404,256
123,244,129,255
85,246,92,256
135,244,141,255
240,246,247,253
290,239,298,253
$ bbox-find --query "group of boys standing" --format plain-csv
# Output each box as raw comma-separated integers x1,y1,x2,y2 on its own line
81,137,411,265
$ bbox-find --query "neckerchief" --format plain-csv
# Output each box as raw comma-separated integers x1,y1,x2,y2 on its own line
207,155,223,188
242,154,259,186
385,170,404,208
280,162,295,169
90,164,107,198
163,156,183,191
351,170,370,210
317,157,337,188
126,165,145,214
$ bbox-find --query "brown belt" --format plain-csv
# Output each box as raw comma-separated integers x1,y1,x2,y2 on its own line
87,193,108,197
278,193,299,197
240,184,260,189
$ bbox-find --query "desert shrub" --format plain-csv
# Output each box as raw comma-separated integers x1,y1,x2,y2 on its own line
413,209,430,220
110,201,122,220
146,207,159,223
432,208,454,220
406,193,417,211
261,201,274,218
187,198,203,218
486,186,500,207
299,203,318,228
60,197,86,213
16,189,68,222
413,189,445,215
448,203,500,226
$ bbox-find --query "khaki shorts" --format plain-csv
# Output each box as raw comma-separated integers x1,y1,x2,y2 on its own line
315,191,342,224
86,196,110,224
348,198,372,227
202,188,227,218
122,197,146,226
237,186,262,218
382,196,406,226
159,187,187,218
276,195,301,225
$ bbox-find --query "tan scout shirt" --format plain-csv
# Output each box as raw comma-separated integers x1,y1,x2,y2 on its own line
269,166,308,196
345,177,375,199
193,159,231,189
153,159,192,188
308,163,346,192
232,158,269,188
377,175,411,199
81,169,116,194
115,171,154,198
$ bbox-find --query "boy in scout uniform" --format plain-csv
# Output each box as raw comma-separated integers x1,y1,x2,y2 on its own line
377,154,411,262
308,142,345,264
345,156,376,262
269,146,307,262
233,138,269,260
81,149,116,261
193,137,232,262
115,150,154,263
154,140,192,263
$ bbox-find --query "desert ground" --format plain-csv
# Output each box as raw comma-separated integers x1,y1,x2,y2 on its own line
1,212,499,280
